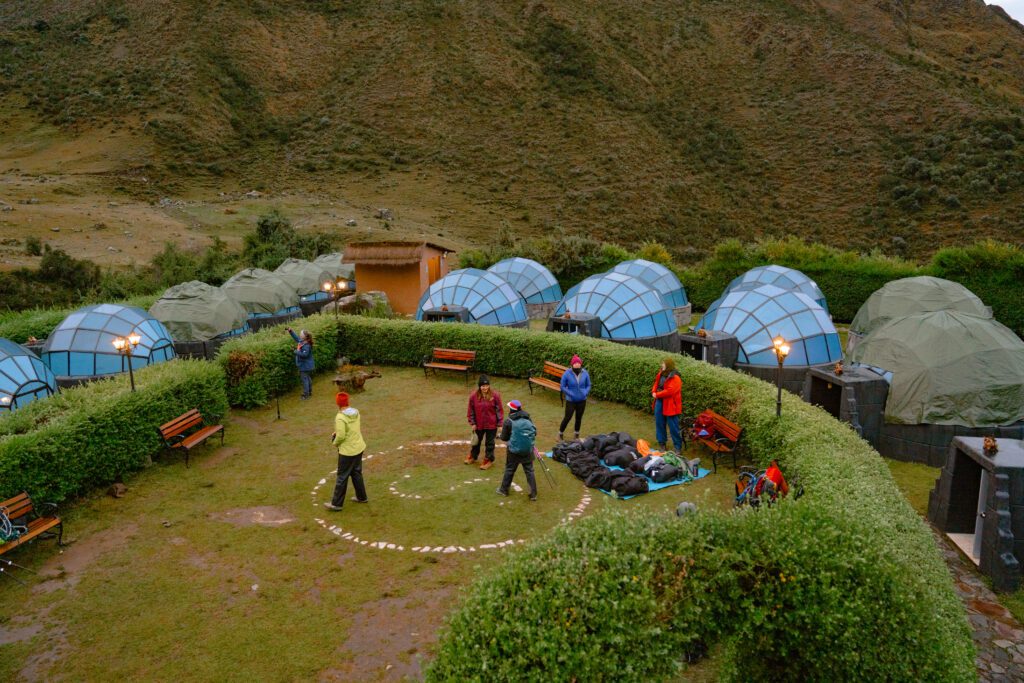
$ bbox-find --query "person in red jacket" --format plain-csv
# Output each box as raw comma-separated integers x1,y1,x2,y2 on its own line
651,357,683,452
466,374,503,470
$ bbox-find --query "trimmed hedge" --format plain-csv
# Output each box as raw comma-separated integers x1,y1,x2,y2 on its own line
0,359,227,503
0,293,161,343
333,317,973,681
215,314,340,408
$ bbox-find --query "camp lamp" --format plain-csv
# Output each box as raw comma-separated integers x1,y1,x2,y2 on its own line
112,332,141,392
0,395,11,410
773,335,790,418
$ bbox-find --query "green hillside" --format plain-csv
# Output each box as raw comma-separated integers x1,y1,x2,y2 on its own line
2,0,1024,257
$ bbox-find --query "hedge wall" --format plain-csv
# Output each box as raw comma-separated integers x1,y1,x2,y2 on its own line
335,316,974,681
0,359,227,503
215,314,340,408
0,293,161,343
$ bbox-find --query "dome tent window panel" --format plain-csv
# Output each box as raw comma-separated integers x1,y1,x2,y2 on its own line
633,317,656,338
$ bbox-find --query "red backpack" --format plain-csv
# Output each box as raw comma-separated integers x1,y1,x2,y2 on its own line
693,411,717,440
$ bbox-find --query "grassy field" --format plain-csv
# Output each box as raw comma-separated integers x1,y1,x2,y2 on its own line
0,367,732,681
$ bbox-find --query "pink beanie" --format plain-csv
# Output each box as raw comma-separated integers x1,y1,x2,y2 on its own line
571,355,582,366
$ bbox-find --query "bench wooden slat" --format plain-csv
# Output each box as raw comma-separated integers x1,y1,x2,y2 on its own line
526,361,569,404
528,377,561,391
157,409,225,468
0,491,62,556
695,410,744,472
422,348,476,383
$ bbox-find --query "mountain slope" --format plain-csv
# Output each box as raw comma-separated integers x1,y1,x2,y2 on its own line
2,0,1024,258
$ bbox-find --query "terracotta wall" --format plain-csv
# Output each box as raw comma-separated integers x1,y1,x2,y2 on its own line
355,264,422,315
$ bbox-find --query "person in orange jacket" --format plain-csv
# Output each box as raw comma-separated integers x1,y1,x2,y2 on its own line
651,357,683,452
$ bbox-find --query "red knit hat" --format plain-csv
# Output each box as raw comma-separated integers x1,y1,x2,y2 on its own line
336,392,349,408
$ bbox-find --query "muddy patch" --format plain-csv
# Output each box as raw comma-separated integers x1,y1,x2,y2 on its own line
33,523,139,594
394,442,488,470
210,506,296,527
320,585,455,681
229,415,261,431
198,446,240,469
0,605,72,681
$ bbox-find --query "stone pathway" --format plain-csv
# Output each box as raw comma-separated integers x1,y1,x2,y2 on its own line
937,534,1024,682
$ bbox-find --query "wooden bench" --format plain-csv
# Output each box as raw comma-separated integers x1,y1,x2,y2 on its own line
527,361,568,405
158,409,225,468
0,492,62,556
421,348,476,384
694,410,744,472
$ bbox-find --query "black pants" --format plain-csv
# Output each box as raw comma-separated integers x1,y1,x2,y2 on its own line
331,451,367,507
470,428,497,461
500,454,537,497
559,400,587,435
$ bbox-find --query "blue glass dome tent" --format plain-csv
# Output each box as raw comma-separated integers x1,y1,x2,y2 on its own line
726,265,828,313
610,259,691,326
0,338,58,410
697,283,841,367
416,269,529,327
552,272,678,350
487,258,562,320
41,304,176,383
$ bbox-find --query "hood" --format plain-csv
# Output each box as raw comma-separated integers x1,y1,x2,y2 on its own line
338,407,360,423
509,409,531,421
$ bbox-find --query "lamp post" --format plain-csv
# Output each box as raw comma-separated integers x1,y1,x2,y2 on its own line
112,331,142,392
323,280,338,318
772,335,791,418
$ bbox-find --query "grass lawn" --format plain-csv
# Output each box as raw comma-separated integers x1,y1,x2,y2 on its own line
0,367,734,681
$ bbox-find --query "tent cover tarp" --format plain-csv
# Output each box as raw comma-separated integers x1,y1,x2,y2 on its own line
848,310,1024,427
314,253,355,281
850,276,990,337
149,280,249,341
221,268,299,315
275,259,334,296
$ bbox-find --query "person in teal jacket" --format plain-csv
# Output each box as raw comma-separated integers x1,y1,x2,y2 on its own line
325,392,368,511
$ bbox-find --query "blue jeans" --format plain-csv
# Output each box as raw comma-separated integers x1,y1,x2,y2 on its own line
300,371,312,398
655,400,682,452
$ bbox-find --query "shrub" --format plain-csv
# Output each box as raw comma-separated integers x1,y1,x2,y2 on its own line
930,240,1024,337
332,317,973,681
0,359,227,503
215,314,340,407
0,293,161,343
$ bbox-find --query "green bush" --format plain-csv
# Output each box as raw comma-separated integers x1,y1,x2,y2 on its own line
216,314,340,408
332,317,973,681
930,240,1024,337
0,359,227,504
0,293,161,343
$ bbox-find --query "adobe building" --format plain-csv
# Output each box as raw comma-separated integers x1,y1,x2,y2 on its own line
343,241,453,315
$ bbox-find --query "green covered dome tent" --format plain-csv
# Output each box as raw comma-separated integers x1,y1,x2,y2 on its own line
848,276,990,352
220,268,301,331
150,281,251,359
848,310,1024,427
313,253,355,284
274,258,335,315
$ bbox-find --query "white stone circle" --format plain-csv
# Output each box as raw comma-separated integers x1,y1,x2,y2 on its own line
310,440,591,553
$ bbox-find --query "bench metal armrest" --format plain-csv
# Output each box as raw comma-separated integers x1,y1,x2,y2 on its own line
39,501,59,517
420,354,431,366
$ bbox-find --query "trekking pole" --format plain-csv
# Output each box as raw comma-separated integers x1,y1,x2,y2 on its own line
0,563,27,586
534,448,556,489
0,557,35,573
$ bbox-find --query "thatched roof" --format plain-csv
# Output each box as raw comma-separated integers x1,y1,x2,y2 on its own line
344,241,452,266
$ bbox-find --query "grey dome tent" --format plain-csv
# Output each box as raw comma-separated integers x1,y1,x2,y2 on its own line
220,268,301,331
274,258,335,315
848,310,1024,428
314,253,356,287
848,276,990,352
149,281,250,359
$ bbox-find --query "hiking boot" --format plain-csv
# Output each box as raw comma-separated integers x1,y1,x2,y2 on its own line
480,459,494,470
323,503,343,511
658,443,667,451
529,494,537,502
464,454,476,465
354,498,369,504
574,432,580,440
495,487,508,497
558,432,564,441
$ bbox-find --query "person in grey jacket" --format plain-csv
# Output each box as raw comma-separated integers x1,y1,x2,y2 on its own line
288,327,314,399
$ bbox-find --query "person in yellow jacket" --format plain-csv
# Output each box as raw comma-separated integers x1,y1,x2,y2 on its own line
325,392,368,511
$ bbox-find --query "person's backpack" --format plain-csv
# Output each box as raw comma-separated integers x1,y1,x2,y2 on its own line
0,508,26,544
693,411,717,440
508,416,537,454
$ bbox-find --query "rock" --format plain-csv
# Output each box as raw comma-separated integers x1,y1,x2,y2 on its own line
245,190,262,199
346,219,357,226
107,483,128,498
20,198,39,205
0,205,12,212
374,208,393,220
50,227,60,232
676,501,697,517
224,208,237,215
107,246,120,252
331,291,392,316
108,201,119,207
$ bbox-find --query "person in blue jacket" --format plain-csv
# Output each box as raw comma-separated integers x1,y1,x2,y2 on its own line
287,327,314,399
558,354,591,441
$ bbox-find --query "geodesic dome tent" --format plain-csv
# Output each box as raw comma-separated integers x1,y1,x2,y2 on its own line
847,276,991,352
697,283,841,367
726,265,828,312
487,258,562,319
150,281,250,342
848,310,1024,427
41,304,175,381
0,338,58,410
553,272,678,349
416,268,528,327
220,268,301,330
610,259,691,326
